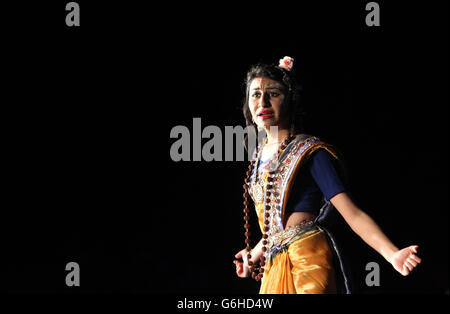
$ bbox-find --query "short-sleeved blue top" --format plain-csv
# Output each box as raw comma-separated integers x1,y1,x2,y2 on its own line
256,148,346,216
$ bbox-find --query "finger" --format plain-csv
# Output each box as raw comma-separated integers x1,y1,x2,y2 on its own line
410,254,422,264
405,261,414,272
407,257,418,268
235,252,242,258
411,245,419,254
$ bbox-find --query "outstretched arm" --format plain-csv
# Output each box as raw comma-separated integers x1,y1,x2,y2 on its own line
330,192,422,276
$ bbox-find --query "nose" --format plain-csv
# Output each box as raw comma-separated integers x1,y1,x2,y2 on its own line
258,92,271,108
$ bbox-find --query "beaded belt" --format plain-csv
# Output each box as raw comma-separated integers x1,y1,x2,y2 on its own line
267,220,315,251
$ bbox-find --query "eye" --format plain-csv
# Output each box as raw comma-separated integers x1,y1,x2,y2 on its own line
269,92,280,97
251,92,261,98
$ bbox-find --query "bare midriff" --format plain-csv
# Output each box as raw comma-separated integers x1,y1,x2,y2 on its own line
280,212,317,245
285,211,316,228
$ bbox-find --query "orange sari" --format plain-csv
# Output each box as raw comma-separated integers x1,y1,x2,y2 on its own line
259,224,336,294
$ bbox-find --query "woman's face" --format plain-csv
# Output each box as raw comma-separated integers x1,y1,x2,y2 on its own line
248,77,288,130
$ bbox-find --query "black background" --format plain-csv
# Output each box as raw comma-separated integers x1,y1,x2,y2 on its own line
1,0,448,297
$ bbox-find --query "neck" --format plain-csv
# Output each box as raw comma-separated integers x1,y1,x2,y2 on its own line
265,127,290,145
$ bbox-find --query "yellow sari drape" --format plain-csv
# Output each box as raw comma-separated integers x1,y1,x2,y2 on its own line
259,227,337,294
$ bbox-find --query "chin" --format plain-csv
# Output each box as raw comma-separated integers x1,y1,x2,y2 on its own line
259,119,280,129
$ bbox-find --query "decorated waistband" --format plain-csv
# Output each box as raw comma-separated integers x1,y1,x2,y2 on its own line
267,220,316,255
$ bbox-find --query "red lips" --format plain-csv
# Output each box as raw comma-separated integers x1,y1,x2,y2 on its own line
257,110,274,119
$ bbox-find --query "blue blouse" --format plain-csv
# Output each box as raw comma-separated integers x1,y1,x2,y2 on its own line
286,148,346,215
257,148,346,216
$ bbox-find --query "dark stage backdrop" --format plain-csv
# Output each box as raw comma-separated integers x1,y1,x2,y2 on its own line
1,0,448,296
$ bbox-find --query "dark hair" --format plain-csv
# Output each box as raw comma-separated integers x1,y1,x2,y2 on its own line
242,62,305,135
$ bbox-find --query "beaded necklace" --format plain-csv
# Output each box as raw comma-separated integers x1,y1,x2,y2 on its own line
243,133,296,281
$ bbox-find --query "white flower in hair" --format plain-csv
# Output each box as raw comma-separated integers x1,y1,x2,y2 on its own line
278,56,294,71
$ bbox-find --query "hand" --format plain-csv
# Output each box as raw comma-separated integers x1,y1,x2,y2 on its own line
390,245,422,276
234,248,250,278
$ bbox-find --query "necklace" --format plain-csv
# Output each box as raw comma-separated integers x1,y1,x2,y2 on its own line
243,133,296,281
252,140,275,203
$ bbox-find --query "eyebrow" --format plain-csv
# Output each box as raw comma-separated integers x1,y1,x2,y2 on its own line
251,84,283,91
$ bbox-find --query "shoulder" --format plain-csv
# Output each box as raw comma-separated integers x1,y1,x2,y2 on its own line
289,134,336,156
288,134,342,166
306,145,347,184
281,133,336,167
308,148,339,165
289,133,322,149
